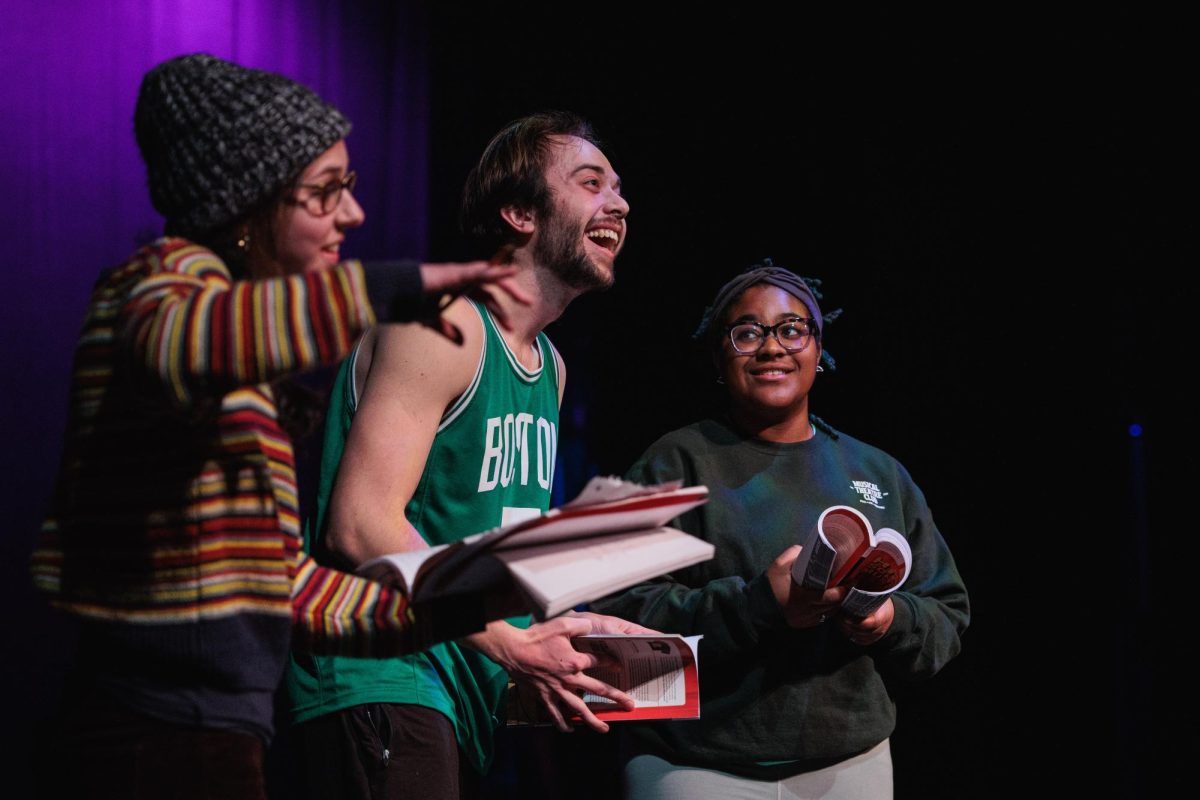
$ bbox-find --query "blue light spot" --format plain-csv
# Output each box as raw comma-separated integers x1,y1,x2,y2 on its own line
1128,423,1143,438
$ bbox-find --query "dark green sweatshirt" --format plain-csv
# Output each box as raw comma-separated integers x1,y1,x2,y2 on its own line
591,418,969,779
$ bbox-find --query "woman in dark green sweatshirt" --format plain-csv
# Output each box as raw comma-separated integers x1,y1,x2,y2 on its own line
592,261,970,799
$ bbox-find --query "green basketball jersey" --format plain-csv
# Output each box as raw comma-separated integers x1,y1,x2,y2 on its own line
287,302,560,773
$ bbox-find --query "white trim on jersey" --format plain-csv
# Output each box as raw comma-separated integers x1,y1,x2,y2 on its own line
439,304,489,432
347,334,365,411
483,306,544,383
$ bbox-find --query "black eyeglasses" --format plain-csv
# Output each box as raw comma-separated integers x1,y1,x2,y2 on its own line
727,317,818,354
287,171,357,216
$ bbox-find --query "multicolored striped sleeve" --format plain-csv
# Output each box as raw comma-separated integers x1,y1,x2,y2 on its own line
118,243,376,408
290,553,430,657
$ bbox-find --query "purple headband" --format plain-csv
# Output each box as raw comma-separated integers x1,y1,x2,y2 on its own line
694,263,824,340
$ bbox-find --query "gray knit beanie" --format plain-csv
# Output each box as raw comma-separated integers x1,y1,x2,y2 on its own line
134,53,351,236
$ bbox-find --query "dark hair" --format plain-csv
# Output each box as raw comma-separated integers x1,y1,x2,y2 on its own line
699,259,841,373
187,181,296,280
701,264,843,440
460,111,601,253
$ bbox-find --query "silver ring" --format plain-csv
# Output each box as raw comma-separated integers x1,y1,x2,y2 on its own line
818,614,827,624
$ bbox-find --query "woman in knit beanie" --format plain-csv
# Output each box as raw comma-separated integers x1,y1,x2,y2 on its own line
592,260,971,799
31,53,521,799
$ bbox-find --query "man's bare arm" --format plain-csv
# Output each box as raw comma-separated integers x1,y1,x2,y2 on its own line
324,300,483,566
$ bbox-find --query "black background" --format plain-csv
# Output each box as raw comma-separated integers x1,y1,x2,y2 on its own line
4,6,1190,798
417,6,1192,798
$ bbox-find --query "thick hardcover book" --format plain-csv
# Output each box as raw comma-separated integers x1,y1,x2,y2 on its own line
356,477,713,636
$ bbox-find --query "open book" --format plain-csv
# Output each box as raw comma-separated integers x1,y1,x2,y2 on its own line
357,477,713,638
790,505,912,617
507,634,702,726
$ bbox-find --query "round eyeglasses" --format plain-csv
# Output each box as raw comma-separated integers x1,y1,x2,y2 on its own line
287,171,357,216
727,317,818,354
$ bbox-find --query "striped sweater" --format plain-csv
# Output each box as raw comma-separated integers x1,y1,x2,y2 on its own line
31,238,430,734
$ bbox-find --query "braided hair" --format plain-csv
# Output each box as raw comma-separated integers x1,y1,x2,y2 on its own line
696,259,843,439
695,258,842,373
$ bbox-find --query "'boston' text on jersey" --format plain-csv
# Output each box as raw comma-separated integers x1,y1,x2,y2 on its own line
477,413,557,493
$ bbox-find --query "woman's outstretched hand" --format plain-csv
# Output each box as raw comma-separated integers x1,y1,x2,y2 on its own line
418,246,533,341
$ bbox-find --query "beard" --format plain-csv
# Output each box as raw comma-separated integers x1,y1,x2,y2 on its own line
532,205,615,292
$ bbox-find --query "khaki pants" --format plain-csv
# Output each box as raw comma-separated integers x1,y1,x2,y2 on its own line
624,739,892,800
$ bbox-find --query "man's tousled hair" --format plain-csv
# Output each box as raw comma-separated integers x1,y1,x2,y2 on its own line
460,111,600,253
